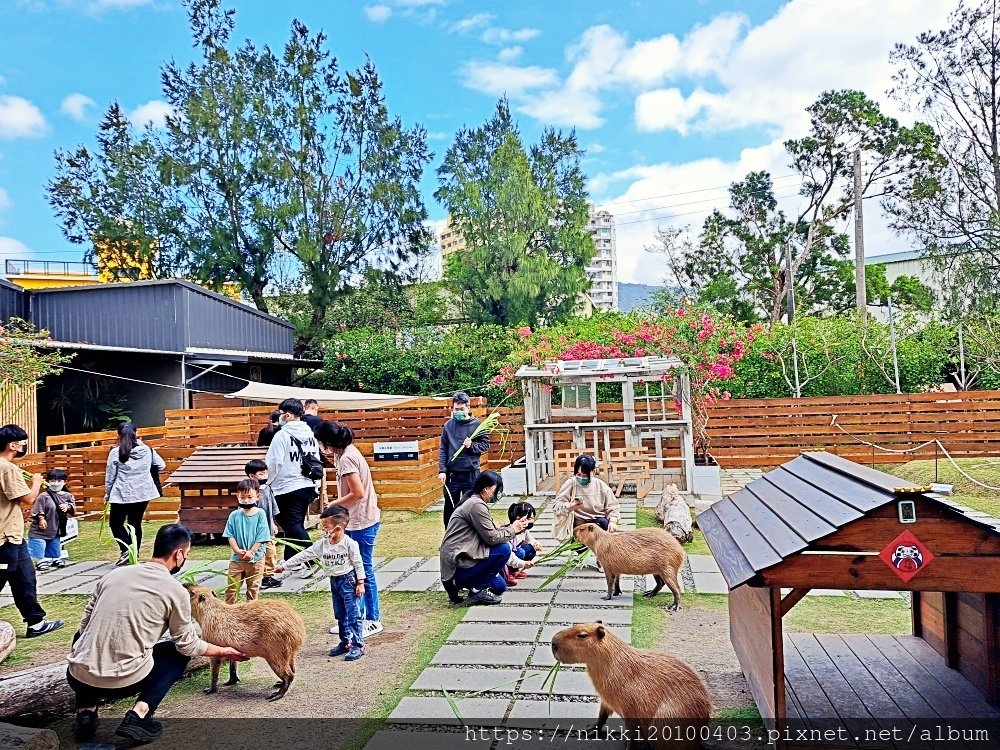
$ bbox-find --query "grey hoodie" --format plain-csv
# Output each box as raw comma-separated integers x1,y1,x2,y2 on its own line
265,420,321,496
105,440,166,505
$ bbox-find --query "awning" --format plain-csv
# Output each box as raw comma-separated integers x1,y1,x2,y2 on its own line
226,382,426,410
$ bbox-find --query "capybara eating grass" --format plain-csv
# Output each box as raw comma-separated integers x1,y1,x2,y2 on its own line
185,583,306,701
574,523,685,609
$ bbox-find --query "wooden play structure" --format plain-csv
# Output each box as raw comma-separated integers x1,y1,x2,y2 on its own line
699,452,1000,747
515,356,694,495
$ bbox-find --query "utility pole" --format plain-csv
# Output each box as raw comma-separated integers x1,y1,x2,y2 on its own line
853,150,867,322
785,241,795,324
887,293,902,394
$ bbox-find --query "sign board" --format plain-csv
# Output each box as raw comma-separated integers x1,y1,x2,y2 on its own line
879,530,934,583
373,440,420,461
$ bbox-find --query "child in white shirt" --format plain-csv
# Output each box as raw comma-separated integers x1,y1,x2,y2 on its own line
504,502,542,583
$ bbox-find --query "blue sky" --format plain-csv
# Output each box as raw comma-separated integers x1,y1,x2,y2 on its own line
0,0,956,284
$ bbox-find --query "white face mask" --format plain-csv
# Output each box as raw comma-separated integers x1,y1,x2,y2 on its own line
48,481,65,492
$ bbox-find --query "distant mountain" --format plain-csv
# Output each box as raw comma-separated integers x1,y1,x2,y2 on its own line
617,283,664,312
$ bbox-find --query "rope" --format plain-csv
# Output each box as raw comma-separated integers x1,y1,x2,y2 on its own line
830,415,1000,492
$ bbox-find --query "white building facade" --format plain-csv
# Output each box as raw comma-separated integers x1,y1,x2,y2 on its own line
587,208,618,311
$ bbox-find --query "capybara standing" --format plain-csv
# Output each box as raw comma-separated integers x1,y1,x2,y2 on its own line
574,523,685,609
551,622,712,750
185,583,306,700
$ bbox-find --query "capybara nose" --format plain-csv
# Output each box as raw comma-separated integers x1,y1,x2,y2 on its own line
551,643,560,657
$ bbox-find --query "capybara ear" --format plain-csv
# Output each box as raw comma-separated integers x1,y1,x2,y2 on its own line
198,594,207,603
587,523,595,532
596,619,604,624
596,624,606,639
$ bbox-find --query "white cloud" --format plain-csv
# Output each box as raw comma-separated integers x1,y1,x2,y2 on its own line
128,100,173,129
497,46,522,63
364,4,392,22
452,12,492,34
394,0,444,6
0,95,48,138
520,88,604,129
0,188,10,212
634,87,720,135
482,26,540,45
460,61,558,98
427,131,448,141
0,236,33,256
587,143,605,154
60,92,96,121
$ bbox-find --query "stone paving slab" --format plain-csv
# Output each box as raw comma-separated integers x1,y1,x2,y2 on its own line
372,557,385,569
559,577,634,592
37,575,102,595
388,697,509,725
412,667,524,693
690,571,728,595
415,558,440,573
499,591,555,605
375,570,407,591
854,590,905,599
806,589,845,597
378,557,424,572
520,669,597,697
539,624,631,643
553,591,632,607
392,572,440,592
0,596,12,609
432,644,531,666
448,623,542,643
508,699,599,720
38,560,110,577
366,729,475,750
464,606,549,623
546,607,632,625
687,555,720,573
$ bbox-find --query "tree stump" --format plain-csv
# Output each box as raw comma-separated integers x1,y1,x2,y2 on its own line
0,722,59,750
0,622,15,664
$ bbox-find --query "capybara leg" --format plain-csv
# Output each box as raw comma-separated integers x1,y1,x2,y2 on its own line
266,656,293,701
603,569,616,600
613,576,622,596
664,568,683,611
643,574,665,597
204,657,222,694
594,701,611,732
222,659,239,686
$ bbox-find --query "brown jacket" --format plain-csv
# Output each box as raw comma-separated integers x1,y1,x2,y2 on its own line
439,495,515,582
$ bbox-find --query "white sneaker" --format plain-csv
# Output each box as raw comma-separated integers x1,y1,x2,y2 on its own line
297,567,316,579
328,626,339,635
364,620,384,638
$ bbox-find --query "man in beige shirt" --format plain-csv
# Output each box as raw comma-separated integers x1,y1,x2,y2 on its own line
68,523,246,745
0,424,62,637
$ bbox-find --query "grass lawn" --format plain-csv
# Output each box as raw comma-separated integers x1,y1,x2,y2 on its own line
1,595,88,672
881,457,1000,517
635,506,711,555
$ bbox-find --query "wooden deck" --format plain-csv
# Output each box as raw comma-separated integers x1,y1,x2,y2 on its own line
784,633,1000,748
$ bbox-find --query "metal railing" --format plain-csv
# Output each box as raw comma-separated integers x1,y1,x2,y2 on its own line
5,259,95,277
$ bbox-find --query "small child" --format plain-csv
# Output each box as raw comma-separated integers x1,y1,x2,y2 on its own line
28,469,76,570
504,502,542,585
223,478,272,604
245,459,282,589
275,505,366,661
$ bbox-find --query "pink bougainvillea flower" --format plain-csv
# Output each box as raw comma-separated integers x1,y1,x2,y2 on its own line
517,326,533,338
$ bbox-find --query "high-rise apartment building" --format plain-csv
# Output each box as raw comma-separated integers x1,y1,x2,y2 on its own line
438,216,467,277
586,207,618,311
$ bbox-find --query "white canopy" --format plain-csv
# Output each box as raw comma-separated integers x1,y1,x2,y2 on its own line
227,382,424,410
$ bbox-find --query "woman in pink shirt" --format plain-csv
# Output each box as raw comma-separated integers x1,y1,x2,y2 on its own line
314,421,382,639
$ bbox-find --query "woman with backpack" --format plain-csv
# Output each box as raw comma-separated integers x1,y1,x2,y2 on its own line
105,423,166,565
265,398,322,562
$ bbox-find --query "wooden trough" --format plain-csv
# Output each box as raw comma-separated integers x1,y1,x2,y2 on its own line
698,452,1000,749
168,446,321,534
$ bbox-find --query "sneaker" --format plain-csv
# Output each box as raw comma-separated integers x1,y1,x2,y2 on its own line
328,626,340,635
467,589,502,606
73,709,99,742
25,619,63,638
115,553,130,567
345,646,364,661
328,642,350,657
53,558,68,568
442,578,465,605
260,576,282,589
297,567,316,579
513,570,528,579
364,620,384,638
115,709,162,744
35,559,53,571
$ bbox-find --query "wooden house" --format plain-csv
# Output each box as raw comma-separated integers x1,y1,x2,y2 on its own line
698,452,1000,747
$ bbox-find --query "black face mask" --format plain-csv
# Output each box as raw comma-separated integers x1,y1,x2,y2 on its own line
14,448,26,458
170,554,186,576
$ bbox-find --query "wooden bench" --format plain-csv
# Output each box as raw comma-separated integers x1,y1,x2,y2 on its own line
603,447,653,499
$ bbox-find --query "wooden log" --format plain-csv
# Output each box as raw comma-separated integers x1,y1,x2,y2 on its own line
0,656,208,725
0,622,15,664
0,723,58,750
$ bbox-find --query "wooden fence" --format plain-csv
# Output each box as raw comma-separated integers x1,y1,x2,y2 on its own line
1,381,37,450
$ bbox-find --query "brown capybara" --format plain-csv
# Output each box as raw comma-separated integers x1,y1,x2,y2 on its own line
551,622,712,750
185,583,306,701
574,523,685,609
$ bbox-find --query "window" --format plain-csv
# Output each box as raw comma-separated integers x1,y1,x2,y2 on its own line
555,383,596,416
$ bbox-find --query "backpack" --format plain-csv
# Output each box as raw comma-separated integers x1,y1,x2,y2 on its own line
290,435,325,481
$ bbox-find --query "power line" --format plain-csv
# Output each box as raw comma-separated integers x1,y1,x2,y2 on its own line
614,191,805,228
593,173,801,209
608,181,803,218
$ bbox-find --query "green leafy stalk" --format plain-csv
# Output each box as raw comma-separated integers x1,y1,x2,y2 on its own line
122,521,140,565
540,661,561,714
20,469,48,489
274,536,324,574
443,665,564,722
451,411,509,462
97,502,110,541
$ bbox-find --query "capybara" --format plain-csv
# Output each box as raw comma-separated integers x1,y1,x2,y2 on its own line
574,523,685,609
185,583,306,701
551,622,712,750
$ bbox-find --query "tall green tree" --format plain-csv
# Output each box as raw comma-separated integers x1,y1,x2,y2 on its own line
887,0,1000,316
435,100,594,327
48,0,432,354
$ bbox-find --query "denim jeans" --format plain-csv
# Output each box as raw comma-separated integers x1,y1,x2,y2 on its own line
345,522,380,622
455,542,511,594
330,572,363,648
513,542,536,561
67,640,190,713
0,541,45,626
27,537,62,560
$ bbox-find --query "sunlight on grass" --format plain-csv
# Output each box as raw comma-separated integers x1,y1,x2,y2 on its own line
635,506,711,555
882,458,1000,518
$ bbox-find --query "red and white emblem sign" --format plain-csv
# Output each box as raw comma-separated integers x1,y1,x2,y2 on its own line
879,530,934,583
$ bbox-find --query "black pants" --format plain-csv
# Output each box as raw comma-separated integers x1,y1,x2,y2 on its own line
0,541,45,626
109,501,149,556
276,486,316,561
67,640,190,714
443,469,479,528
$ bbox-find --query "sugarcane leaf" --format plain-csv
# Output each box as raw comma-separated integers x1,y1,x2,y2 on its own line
442,687,465,726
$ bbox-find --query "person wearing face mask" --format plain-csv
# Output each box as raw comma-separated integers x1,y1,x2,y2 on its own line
438,391,490,528
439,472,532,606
67,523,248,745
28,468,76,569
245,459,281,589
265,398,321,562
0,424,63,638
551,454,620,542
222,479,271,604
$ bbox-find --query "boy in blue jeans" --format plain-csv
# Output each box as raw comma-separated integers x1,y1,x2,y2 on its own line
275,505,366,661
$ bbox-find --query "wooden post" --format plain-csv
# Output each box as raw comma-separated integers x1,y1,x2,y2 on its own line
853,149,867,322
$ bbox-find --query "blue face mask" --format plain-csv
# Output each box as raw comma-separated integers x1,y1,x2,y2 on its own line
576,476,591,486
452,411,469,421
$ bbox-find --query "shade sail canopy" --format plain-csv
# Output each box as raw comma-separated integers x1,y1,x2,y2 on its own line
227,382,424,410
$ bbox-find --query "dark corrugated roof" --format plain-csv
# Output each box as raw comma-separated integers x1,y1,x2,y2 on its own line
698,451,1000,590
